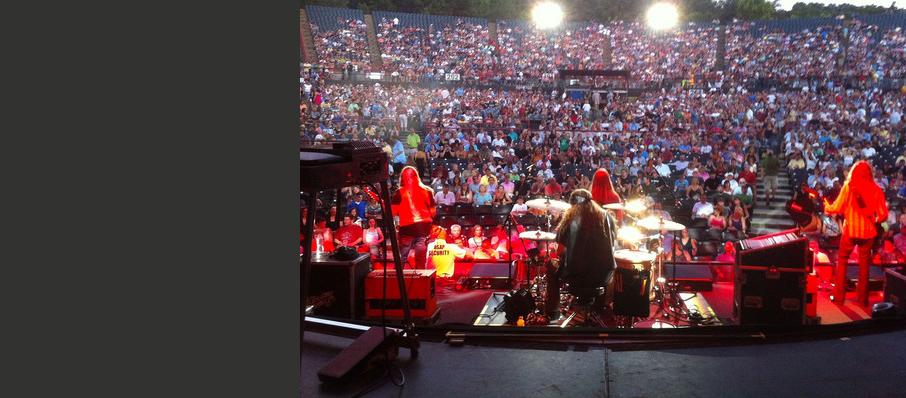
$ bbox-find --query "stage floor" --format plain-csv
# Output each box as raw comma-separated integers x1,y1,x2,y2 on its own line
302,328,906,397
431,263,888,328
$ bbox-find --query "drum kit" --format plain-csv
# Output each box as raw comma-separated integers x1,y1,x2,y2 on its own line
510,195,692,328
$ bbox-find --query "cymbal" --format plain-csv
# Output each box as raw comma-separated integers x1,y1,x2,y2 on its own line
623,199,648,214
526,198,571,212
637,216,686,231
616,226,645,242
519,230,557,241
601,199,647,214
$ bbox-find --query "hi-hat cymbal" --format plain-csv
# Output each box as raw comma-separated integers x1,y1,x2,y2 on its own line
637,216,686,231
623,199,649,214
601,199,647,214
616,226,645,242
518,230,557,241
526,198,571,212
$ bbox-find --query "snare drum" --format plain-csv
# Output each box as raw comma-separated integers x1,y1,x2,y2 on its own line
614,249,657,271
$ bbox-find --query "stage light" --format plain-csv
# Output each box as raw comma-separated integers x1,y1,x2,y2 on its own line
624,199,648,214
531,2,564,30
617,226,644,243
646,2,679,31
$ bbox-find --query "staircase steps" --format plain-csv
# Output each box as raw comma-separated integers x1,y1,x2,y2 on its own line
715,25,727,70
363,14,383,69
749,169,796,235
299,8,318,64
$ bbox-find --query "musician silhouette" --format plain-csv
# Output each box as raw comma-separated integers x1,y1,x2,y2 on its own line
824,161,888,306
556,189,617,299
391,166,436,269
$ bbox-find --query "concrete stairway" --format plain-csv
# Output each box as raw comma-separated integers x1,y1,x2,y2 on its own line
603,33,612,66
363,14,383,69
749,168,796,235
488,21,498,44
299,8,318,64
715,26,727,70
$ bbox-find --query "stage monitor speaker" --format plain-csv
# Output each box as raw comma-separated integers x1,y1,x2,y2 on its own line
665,262,714,291
317,326,399,383
465,262,512,290
307,253,371,319
735,230,811,325
884,268,906,315
737,230,810,270
735,265,806,325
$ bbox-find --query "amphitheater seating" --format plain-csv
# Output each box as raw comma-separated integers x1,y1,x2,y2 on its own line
305,5,364,32
373,10,486,29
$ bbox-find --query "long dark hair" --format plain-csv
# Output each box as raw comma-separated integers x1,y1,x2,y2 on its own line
557,189,607,235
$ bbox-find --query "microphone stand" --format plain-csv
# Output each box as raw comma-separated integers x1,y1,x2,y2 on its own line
504,211,515,288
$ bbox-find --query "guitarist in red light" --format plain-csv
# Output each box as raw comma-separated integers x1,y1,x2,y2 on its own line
390,166,437,269
824,161,889,307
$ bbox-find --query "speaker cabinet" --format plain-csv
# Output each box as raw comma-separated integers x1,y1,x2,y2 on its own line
735,231,811,325
884,268,906,315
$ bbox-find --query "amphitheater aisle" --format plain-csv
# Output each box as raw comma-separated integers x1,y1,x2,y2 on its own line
749,167,795,235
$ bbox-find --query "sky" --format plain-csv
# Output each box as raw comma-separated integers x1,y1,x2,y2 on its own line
775,0,898,11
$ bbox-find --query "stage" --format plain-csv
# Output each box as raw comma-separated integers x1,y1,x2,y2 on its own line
372,260,891,329
302,327,906,397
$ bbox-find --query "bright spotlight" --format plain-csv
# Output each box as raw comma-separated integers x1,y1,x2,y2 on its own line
646,2,679,31
617,226,644,243
531,2,564,30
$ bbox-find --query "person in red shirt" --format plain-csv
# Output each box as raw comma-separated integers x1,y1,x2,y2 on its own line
334,215,363,248
544,178,563,199
824,161,889,306
391,166,436,269
738,168,757,186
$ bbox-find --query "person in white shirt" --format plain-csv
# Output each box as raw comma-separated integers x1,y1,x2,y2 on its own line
434,186,456,206
511,196,528,214
692,195,714,219
655,161,671,177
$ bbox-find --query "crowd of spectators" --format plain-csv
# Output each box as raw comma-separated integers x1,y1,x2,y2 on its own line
726,22,844,83
305,6,906,90
609,21,719,83
495,21,611,83
304,80,906,241
311,18,371,71
840,20,906,81
302,9,906,265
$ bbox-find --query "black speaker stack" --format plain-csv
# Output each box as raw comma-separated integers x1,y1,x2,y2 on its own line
734,229,812,326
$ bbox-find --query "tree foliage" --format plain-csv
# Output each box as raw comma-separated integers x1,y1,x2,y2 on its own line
779,2,893,19
302,0,901,23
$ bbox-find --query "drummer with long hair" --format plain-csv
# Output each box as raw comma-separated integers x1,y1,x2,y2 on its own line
555,189,618,301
